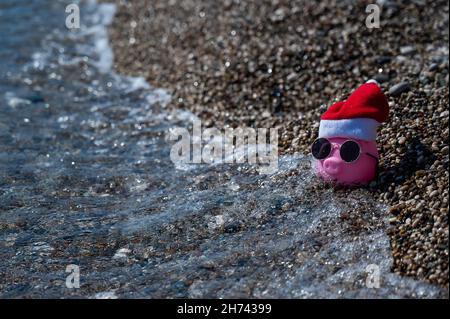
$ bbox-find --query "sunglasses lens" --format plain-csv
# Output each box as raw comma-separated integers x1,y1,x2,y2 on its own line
340,140,360,162
312,138,331,160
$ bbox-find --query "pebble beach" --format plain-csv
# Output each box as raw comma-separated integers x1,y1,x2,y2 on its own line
105,0,449,288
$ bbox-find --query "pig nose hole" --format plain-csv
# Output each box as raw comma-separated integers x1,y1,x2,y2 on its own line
324,161,334,170
323,159,342,175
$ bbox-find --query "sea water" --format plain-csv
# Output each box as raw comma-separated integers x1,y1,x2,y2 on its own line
0,0,445,298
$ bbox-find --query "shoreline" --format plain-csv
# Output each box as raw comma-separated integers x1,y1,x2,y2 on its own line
105,0,449,287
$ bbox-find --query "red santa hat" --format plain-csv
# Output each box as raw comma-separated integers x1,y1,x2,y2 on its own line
319,80,389,141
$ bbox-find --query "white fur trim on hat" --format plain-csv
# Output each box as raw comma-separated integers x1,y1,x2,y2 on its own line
319,118,380,141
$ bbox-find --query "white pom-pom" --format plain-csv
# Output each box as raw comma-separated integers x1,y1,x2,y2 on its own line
366,79,380,86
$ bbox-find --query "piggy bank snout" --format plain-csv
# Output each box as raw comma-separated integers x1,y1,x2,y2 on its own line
322,157,343,175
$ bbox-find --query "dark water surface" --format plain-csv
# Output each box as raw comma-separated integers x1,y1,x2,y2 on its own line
0,0,445,298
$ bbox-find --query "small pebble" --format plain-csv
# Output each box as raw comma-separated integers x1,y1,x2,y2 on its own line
389,82,410,96
113,248,131,259
400,46,417,55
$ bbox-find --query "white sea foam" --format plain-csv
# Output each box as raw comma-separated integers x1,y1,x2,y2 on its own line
5,92,31,108
82,2,116,73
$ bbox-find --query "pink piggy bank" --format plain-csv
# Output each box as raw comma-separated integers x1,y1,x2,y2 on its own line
312,80,389,185
313,137,379,185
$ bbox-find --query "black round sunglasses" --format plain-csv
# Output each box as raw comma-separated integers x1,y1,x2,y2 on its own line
311,138,379,163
